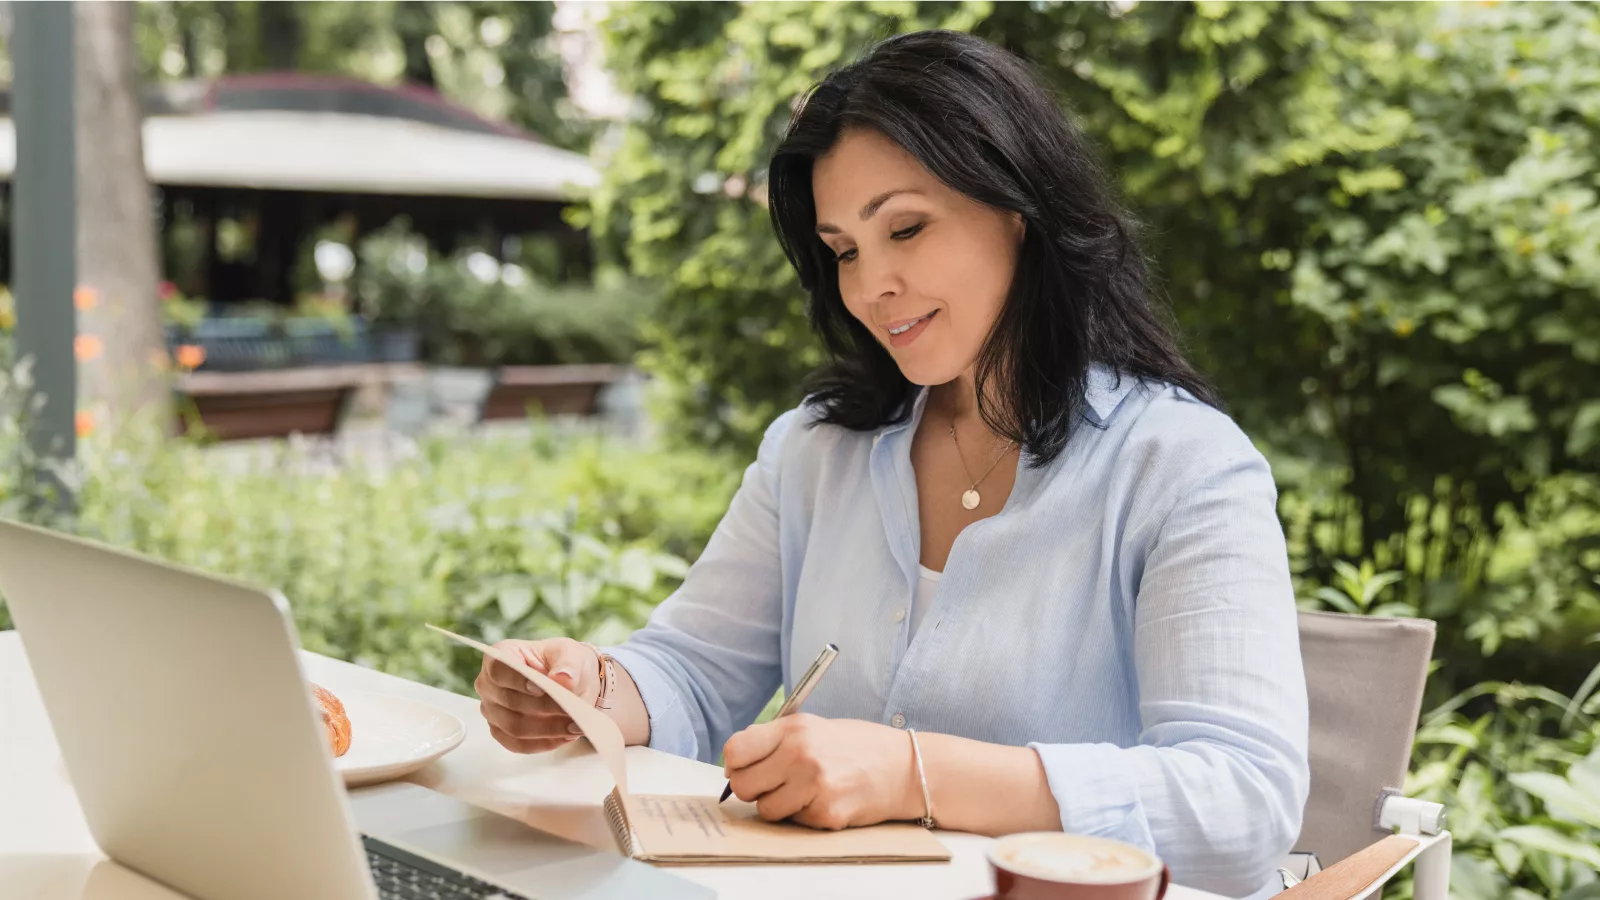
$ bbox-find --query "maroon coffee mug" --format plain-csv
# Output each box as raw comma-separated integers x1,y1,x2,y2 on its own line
977,833,1170,900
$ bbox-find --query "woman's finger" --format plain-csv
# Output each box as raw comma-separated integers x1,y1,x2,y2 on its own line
753,778,816,824
488,723,577,754
476,677,568,717
479,699,567,740
726,742,793,802
484,655,547,695
722,717,793,771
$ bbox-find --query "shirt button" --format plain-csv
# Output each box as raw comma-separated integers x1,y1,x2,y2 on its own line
891,713,906,728
893,608,906,622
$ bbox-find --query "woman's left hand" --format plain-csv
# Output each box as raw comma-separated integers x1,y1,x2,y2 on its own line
722,713,918,830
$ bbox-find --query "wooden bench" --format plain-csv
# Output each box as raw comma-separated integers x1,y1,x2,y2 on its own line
477,364,629,422
176,364,423,441
176,363,630,440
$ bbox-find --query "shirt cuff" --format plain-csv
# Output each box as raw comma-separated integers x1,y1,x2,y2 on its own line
1029,741,1156,852
601,645,699,759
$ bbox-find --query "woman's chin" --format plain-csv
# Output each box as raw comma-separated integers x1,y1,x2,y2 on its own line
892,358,964,388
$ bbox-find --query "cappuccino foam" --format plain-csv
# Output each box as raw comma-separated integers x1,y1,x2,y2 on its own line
993,834,1157,884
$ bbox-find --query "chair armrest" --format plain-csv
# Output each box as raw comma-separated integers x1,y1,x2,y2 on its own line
1273,832,1452,900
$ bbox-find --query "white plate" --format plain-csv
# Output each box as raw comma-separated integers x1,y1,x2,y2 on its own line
331,690,466,788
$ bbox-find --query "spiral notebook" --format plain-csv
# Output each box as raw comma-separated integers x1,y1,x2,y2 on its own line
427,625,951,866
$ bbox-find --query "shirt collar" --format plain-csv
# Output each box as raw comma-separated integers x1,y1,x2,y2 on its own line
1082,363,1138,426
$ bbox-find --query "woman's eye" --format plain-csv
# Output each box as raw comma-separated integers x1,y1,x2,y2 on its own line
891,223,924,241
835,248,858,263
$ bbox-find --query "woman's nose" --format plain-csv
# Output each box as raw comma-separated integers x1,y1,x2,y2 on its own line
856,252,903,304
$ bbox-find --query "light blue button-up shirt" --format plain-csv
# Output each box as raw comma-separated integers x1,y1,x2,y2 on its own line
604,367,1309,898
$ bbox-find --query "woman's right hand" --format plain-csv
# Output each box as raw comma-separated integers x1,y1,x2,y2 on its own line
474,638,600,753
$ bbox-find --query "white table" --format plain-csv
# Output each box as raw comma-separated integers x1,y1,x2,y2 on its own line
0,630,1223,900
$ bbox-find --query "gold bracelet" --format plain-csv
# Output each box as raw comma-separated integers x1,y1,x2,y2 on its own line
582,642,617,711
907,728,936,829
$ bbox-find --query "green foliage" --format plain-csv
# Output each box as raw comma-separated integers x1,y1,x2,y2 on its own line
0,421,742,693
355,222,660,367
134,1,590,151
1409,681,1600,898
1302,558,1415,618
599,0,1600,675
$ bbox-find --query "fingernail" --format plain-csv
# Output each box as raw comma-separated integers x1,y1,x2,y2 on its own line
551,667,576,683
568,722,584,735
525,680,545,696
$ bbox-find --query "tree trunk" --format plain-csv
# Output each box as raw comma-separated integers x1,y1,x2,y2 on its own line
75,1,171,431
396,1,438,88
259,1,301,71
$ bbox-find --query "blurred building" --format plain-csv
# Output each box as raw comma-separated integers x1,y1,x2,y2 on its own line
0,74,598,305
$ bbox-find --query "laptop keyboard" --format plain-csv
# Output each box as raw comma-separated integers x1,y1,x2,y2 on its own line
364,835,534,900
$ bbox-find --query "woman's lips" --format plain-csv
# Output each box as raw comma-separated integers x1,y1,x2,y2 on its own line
885,310,937,348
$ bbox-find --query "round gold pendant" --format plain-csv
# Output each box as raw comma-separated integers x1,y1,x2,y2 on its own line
961,489,980,510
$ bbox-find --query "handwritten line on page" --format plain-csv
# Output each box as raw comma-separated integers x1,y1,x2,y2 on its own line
426,624,950,865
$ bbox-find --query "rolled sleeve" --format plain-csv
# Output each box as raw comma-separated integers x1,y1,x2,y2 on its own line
1031,741,1154,848
602,644,697,757
600,409,799,762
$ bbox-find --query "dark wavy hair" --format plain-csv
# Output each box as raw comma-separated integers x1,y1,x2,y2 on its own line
768,30,1218,466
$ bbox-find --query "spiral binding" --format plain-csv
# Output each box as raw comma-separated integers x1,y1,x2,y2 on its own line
603,788,636,858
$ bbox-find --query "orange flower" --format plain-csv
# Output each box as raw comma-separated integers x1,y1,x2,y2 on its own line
175,344,206,370
158,281,179,301
74,333,104,361
75,410,95,438
73,285,100,311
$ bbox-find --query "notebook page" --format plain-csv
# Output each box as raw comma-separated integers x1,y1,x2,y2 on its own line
621,793,949,863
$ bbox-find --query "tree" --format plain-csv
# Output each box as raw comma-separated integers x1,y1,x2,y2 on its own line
131,2,589,152
75,1,170,431
594,1,1600,676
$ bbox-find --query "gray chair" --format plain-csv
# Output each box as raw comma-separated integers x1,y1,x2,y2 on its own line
1276,610,1452,899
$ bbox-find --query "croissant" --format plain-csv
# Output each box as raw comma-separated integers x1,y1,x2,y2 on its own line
311,683,352,758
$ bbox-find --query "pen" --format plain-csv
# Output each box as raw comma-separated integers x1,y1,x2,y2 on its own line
720,642,839,803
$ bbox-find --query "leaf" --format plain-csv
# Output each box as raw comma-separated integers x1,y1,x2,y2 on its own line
496,584,535,622
1500,825,1600,868
1509,771,1600,829
1449,853,1508,900
1332,558,1362,586
615,546,662,593
1361,570,1406,606
1571,403,1600,456
1313,586,1360,614
1416,722,1480,749
1561,883,1600,900
1493,840,1525,877
1563,657,1600,731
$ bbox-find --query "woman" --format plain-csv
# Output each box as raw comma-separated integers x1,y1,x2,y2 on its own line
475,30,1308,899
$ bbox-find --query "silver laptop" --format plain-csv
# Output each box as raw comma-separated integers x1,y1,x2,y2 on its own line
0,518,710,900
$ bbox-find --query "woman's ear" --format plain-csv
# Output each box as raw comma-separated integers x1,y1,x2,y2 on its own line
1009,211,1026,244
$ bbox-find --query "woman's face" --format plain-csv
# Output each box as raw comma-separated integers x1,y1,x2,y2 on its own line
812,128,1024,387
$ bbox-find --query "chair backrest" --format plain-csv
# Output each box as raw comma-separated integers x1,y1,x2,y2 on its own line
1296,609,1436,867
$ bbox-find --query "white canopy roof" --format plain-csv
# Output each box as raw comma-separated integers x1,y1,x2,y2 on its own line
0,108,598,201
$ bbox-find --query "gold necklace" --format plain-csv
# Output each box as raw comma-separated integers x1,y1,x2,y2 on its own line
947,416,1016,510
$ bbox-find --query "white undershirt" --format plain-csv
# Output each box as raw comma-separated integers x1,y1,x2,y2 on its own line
911,565,942,639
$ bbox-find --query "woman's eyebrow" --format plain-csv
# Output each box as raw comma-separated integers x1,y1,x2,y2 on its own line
816,189,925,234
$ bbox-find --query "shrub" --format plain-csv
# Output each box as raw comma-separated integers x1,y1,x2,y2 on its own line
0,418,741,692
356,221,660,368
